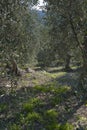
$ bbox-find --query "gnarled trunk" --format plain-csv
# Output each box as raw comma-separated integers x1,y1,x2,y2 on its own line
6,59,21,76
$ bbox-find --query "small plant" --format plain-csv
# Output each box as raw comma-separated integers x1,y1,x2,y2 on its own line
45,109,58,119
59,123,74,130
54,86,71,95
26,112,42,123
43,109,58,130
46,123,60,130
23,97,42,113
23,103,34,113
8,124,21,130
34,85,47,93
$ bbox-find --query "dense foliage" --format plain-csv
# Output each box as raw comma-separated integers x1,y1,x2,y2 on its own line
44,0,87,87
0,0,39,66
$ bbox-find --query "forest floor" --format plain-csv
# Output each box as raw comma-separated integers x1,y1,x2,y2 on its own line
0,66,87,130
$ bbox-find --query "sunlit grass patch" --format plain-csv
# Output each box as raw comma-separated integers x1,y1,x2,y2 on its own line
23,103,34,113
23,97,45,113
8,124,21,130
54,85,71,94
19,112,43,129
34,83,71,95
76,115,87,122
51,72,66,79
33,85,50,93
45,109,58,119
45,123,60,130
44,71,66,79
43,109,58,130
25,112,42,123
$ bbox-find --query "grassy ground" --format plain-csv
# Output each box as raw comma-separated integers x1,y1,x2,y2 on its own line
0,67,87,130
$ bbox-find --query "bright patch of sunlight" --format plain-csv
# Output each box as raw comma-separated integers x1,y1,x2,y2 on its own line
51,72,66,79
32,0,46,11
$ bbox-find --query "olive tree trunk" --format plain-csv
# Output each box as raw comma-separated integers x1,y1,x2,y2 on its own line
64,54,72,72
79,35,87,90
9,59,21,76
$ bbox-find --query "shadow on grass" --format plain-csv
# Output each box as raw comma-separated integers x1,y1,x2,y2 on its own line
48,67,82,73
55,73,78,88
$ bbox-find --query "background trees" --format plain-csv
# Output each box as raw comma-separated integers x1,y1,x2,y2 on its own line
44,0,87,88
0,0,87,88
0,0,39,70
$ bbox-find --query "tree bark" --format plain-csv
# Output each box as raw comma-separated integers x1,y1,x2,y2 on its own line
64,54,72,72
11,59,18,75
79,35,87,90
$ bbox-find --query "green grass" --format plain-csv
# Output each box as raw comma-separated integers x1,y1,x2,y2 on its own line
11,83,71,130
44,71,66,79
59,123,74,130
25,112,42,123
8,124,21,130
0,67,77,130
